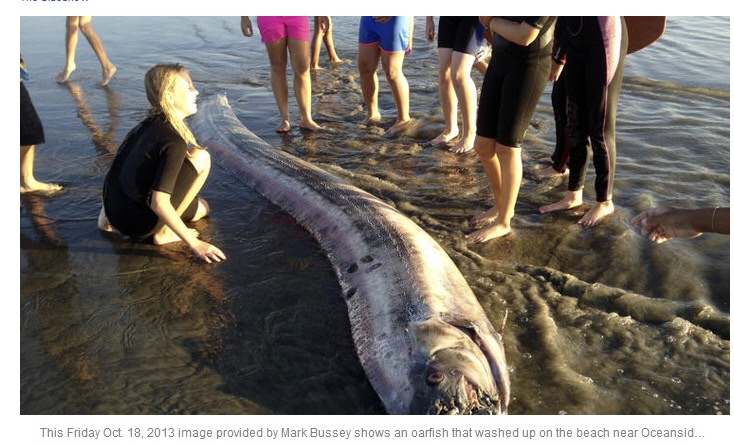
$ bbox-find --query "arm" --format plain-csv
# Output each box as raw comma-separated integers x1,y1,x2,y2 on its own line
631,206,730,243
150,191,226,262
425,16,435,42
241,16,253,37
481,16,541,47
548,61,564,82
408,16,414,52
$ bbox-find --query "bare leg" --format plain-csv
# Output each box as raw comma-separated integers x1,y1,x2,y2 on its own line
264,39,291,132
56,16,80,83
323,21,342,64
77,16,116,86
448,51,477,154
288,38,322,131
358,44,381,125
381,51,412,135
310,18,324,70
152,148,211,245
468,142,521,242
20,145,62,193
469,136,502,225
431,47,459,146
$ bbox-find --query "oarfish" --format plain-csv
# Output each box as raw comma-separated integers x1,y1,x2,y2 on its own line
190,94,511,414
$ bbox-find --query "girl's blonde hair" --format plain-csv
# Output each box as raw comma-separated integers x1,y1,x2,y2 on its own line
144,63,198,147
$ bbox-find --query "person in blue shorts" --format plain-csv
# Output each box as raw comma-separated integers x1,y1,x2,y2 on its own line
358,16,413,136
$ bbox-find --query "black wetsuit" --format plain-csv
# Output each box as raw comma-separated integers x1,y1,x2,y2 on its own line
476,16,556,148
102,115,198,240
555,16,628,202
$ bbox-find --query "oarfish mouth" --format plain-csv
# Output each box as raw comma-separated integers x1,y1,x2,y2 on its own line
428,376,500,415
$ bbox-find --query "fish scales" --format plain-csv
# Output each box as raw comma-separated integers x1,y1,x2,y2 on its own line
190,94,510,415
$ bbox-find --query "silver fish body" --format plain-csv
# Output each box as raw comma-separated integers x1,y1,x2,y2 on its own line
190,94,510,414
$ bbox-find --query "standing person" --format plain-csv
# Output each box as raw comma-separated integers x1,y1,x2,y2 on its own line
310,16,342,70
21,56,63,194
468,16,556,242
425,16,481,154
98,63,225,263
56,16,117,86
241,16,323,133
358,16,414,136
539,17,628,227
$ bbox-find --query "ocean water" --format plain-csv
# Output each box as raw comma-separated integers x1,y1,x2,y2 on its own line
19,16,729,415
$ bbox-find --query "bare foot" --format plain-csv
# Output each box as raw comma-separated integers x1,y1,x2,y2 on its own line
96,206,125,236
20,180,63,194
311,64,323,71
56,64,75,83
449,134,476,154
385,118,414,136
299,118,324,131
429,129,459,146
578,200,614,227
470,207,499,226
101,64,117,86
362,114,381,126
276,118,291,133
535,165,569,179
539,190,583,214
467,221,512,243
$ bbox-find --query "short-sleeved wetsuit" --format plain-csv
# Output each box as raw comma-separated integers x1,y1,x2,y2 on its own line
476,17,556,148
555,17,627,202
102,115,198,240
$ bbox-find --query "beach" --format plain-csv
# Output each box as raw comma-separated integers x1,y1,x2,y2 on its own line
19,16,729,415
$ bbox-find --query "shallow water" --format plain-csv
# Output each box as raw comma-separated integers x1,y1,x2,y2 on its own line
20,16,729,415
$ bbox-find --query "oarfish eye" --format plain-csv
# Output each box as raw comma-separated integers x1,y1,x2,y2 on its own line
426,370,444,386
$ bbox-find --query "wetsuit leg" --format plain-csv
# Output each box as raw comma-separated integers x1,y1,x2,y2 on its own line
591,29,627,202
550,69,569,172
495,57,551,148
565,51,591,192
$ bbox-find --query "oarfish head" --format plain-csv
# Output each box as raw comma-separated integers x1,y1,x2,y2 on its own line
408,318,509,415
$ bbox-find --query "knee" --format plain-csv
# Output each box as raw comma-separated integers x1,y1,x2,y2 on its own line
474,138,495,158
270,60,288,77
188,148,211,175
381,65,403,83
496,144,521,162
78,21,95,36
192,198,210,221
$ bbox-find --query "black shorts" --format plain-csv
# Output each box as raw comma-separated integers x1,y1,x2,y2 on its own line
20,82,45,146
437,16,480,55
104,159,200,241
476,56,550,147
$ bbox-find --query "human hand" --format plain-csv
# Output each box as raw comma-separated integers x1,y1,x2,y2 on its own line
372,16,392,24
549,62,564,82
241,17,253,37
192,239,227,263
631,207,703,243
425,16,435,41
